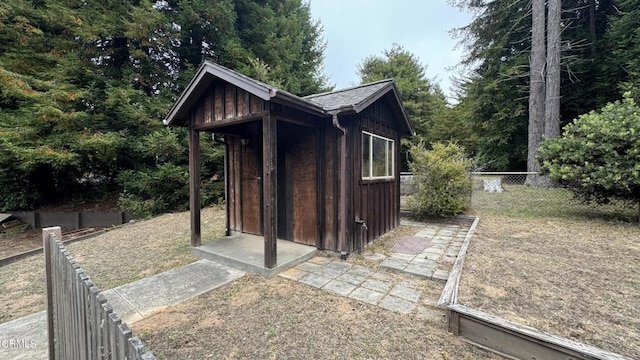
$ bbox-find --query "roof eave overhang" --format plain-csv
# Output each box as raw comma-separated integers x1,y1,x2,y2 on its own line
164,62,272,127
272,90,327,117
389,85,416,137
335,81,415,137
164,61,327,126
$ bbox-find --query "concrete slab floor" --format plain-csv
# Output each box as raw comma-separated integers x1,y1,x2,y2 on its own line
193,233,317,277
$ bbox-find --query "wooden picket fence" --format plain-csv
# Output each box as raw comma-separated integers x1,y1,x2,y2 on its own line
44,227,156,360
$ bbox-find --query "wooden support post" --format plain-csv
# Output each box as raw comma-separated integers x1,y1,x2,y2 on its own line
223,136,230,236
189,127,201,247
262,113,277,269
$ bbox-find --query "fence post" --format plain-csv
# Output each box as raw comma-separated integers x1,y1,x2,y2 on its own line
43,226,62,360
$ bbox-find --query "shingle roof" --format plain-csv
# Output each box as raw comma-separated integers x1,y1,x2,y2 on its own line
304,79,394,112
164,61,413,135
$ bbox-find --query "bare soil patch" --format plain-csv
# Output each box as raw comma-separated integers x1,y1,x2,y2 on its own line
0,228,42,258
134,275,497,360
0,206,225,323
458,213,640,358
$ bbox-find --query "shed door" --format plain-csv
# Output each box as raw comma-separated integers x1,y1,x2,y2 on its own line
241,146,261,235
276,123,317,245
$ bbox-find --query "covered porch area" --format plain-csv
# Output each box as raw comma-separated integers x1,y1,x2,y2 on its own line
193,233,316,278
164,62,331,275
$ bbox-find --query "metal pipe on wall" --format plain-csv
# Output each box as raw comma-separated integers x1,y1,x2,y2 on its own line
331,113,348,258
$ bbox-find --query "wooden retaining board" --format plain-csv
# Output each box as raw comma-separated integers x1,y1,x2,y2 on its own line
447,304,633,360
10,211,132,229
438,216,480,307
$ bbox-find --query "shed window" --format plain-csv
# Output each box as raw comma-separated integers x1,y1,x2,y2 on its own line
362,131,394,180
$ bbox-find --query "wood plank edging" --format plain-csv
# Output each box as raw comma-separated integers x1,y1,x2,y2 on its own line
447,304,634,360
438,216,634,360
437,215,480,307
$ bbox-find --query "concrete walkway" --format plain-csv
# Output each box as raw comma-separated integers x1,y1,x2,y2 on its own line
0,259,244,360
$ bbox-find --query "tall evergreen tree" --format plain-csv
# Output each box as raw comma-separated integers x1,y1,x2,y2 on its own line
358,44,468,170
602,0,640,98
357,44,445,142
545,0,561,140
452,0,623,170
527,0,546,182
451,0,531,169
234,0,330,95
0,0,331,211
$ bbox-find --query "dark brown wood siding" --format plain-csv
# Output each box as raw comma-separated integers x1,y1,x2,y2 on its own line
240,144,261,235
350,97,401,252
291,127,317,245
190,81,266,127
274,121,318,246
227,136,241,231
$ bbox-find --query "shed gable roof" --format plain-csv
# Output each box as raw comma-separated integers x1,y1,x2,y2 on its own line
164,61,414,135
304,80,414,135
304,79,393,112
163,61,324,126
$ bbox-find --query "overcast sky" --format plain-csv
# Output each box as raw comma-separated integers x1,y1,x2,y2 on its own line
308,0,473,100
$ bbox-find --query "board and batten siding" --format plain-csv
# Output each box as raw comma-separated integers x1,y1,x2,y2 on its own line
190,80,267,127
349,96,401,253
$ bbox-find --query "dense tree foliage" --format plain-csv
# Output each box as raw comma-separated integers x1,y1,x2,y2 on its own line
538,93,640,220
356,44,472,170
358,44,441,139
0,0,329,212
451,0,634,170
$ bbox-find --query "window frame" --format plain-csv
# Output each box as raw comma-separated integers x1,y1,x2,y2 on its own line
361,131,395,181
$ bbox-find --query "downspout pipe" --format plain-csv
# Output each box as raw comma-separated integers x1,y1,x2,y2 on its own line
331,113,348,258
213,133,230,236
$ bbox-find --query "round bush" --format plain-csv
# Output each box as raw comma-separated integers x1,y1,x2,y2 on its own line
407,142,472,217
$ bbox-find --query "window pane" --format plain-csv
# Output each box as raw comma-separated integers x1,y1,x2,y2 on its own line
372,136,387,177
362,133,370,178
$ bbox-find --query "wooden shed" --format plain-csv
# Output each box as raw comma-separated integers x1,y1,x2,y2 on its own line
164,61,414,269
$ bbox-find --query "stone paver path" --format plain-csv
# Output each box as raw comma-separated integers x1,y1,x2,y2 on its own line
280,257,442,319
380,223,467,280
279,219,473,319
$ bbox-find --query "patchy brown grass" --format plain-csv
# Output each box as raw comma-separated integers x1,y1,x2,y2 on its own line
0,207,225,323
0,227,42,258
353,225,420,258
134,275,497,360
459,213,640,358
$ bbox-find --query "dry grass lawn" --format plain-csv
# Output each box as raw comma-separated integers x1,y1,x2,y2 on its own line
0,206,225,323
134,275,496,360
459,188,640,359
0,227,43,258
2,204,499,359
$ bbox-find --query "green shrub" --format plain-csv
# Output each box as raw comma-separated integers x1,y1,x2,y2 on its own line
118,163,190,217
538,92,640,221
407,142,472,217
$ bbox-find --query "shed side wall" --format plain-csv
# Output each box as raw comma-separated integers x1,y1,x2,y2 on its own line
348,97,402,252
